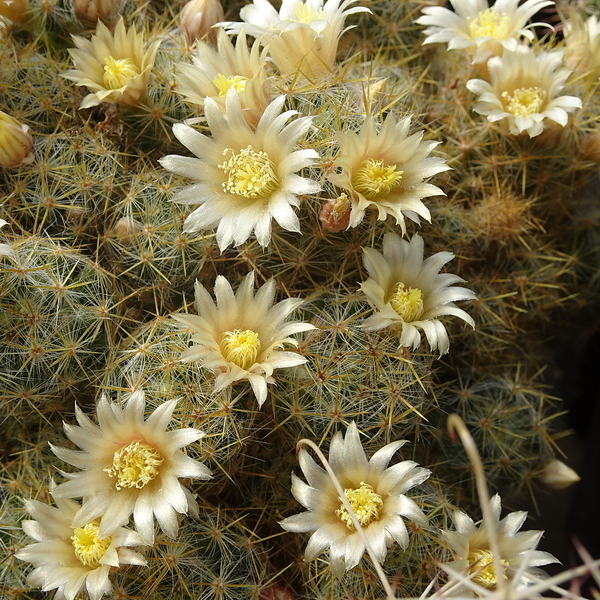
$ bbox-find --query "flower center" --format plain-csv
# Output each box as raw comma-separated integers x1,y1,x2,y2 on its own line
104,440,163,490
212,73,248,97
103,56,140,89
293,3,326,23
501,87,547,117
468,9,511,39
336,482,384,531
389,283,424,322
352,159,403,199
220,329,262,370
467,549,509,589
219,146,280,199
71,522,112,568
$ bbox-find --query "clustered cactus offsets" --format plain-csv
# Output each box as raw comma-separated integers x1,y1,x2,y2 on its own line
1,0,599,598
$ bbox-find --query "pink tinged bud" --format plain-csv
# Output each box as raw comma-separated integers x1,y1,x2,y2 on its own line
179,0,224,45
319,194,351,232
72,0,123,25
113,216,143,245
0,112,33,169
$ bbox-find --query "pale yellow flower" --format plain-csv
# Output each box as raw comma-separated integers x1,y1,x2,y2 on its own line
360,232,475,355
61,18,160,109
172,271,315,406
220,0,371,78
50,391,211,544
416,0,554,64
466,47,581,138
327,113,449,232
564,11,600,80
16,490,146,600
440,495,558,596
280,422,430,576
176,27,272,126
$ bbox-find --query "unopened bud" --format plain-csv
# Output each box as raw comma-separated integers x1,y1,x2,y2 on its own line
319,194,351,233
113,216,143,245
72,0,122,26
536,458,580,490
0,0,30,24
180,0,224,45
0,112,33,169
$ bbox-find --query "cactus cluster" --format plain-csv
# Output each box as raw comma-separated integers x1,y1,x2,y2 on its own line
1,0,599,598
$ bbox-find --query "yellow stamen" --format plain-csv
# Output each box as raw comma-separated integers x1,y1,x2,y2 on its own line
352,159,403,199
468,9,511,39
501,87,547,117
212,73,248,97
293,3,325,23
467,549,509,589
71,522,112,568
389,283,424,322
104,440,163,490
220,329,262,370
219,146,280,199
336,482,384,531
103,56,140,90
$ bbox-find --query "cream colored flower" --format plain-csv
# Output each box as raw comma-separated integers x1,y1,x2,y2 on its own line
564,11,600,80
327,113,449,232
279,421,430,576
466,47,582,138
416,0,553,64
360,233,475,355
172,272,315,406
61,18,160,109
16,492,146,600
176,27,272,126
440,494,559,596
159,91,320,251
50,390,211,545
220,0,371,77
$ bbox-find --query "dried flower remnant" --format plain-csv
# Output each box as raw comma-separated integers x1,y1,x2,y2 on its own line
440,494,559,596
61,18,160,109
159,91,320,251
360,233,476,355
416,0,554,64
220,0,371,78
0,111,33,168
327,113,449,232
50,391,211,544
176,27,271,126
466,47,581,138
16,491,146,600
280,422,430,576
172,271,315,406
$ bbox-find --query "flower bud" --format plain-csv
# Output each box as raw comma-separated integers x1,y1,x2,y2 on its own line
536,458,580,490
113,216,143,246
319,194,351,233
0,112,33,169
72,0,122,26
179,0,224,45
0,0,30,24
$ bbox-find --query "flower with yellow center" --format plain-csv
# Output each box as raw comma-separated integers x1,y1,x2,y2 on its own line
440,494,558,596
360,233,476,355
16,489,146,600
280,422,430,576
327,113,449,232
61,18,160,109
466,47,582,138
220,0,371,77
416,0,554,64
50,390,212,544
160,91,320,251
172,272,315,407
176,27,272,126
